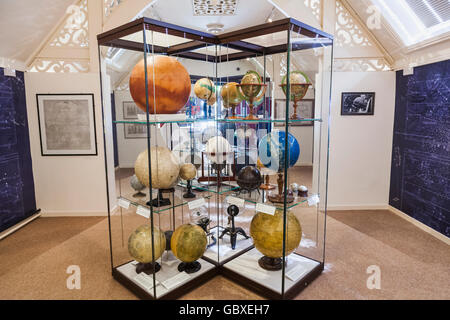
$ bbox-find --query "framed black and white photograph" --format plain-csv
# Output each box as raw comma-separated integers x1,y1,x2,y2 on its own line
124,123,147,139
274,99,315,126
341,92,375,116
36,94,97,156
123,101,145,119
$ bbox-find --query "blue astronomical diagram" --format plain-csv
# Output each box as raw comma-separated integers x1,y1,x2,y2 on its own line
258,130,300,172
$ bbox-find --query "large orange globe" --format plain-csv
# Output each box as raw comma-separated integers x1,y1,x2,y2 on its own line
129,56,191,114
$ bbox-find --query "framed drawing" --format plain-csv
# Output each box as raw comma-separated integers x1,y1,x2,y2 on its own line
123,101,145,119
274,99,315,126
36,94,97,156
124,123,147,139
341,92,375,115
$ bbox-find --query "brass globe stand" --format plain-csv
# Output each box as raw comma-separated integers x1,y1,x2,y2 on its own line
237,83,267,120
280,83,311,120
268,172,294,204
259,174,276,190
225,103,241,119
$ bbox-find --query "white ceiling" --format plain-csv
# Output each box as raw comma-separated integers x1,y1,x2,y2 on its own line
151,0,281,34
0,0,74,63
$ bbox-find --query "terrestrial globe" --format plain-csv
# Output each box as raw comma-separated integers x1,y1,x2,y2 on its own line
257,130,300,172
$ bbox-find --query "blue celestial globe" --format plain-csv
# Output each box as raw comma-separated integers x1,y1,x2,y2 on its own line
257,130,300,172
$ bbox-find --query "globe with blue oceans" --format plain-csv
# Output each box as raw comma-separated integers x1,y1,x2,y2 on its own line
257,130,300,172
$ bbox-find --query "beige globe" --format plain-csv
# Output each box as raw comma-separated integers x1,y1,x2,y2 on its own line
134,146,180,189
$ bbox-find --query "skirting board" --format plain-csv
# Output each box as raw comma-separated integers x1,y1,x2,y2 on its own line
388,206,450,245
41,210,108,217
0,210,41,241
327,204,389,210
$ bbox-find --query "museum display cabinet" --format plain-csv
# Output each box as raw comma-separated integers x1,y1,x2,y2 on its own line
97,17,333,300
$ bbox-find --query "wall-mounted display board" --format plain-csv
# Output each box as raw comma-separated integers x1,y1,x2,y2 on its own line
98,17,333,300
390,59,450,237
0,68,37,233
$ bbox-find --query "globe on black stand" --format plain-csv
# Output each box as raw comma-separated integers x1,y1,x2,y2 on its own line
177,261,202,274
148,188,173,207
136,262,161,275
183,180,196,198
219,205,249,250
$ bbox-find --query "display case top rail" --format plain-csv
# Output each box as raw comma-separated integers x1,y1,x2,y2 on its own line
97,17,333,46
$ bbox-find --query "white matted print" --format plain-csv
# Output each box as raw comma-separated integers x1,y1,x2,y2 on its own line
36,94,97,156
123,101,145,119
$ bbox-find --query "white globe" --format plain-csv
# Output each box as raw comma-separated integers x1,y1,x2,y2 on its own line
205,136,232,164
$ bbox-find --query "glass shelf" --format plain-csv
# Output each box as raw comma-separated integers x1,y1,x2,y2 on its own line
117,184,213,214
113,118,322,125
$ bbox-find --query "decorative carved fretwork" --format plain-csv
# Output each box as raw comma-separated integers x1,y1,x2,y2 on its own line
49,0,89,47
29,59,90,73
335,0,371,47
304,0,321,22
193,0,238,16
104,0,125,18
333,58,392,72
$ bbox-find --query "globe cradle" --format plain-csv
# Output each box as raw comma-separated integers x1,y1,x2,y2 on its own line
128,224,166,263
171,224,207,263
250,209,302,258
134,146,180,189
129,56,191,114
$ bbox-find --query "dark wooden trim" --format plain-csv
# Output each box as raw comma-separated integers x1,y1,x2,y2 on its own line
97,20,145,44
142,18,218,45
217,18,290,44
167,40,210,55
102,39,166,53
112,260,218,300
220,261,324,300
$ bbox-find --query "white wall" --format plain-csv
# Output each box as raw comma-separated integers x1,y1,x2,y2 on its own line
327,71,396,210
25,72,109,216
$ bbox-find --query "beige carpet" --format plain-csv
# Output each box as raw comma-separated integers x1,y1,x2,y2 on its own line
0,208,448,300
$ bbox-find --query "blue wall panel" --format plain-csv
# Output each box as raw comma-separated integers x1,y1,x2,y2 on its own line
389,60,449,237
0,68,37,232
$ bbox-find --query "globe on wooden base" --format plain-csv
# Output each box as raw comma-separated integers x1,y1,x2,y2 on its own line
129,56,191,114
128,224,166,274
250,208,302,271
134,146,180,190
194,78,214,100
171,224,207,274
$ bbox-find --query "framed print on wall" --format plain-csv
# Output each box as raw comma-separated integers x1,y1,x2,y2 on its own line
274,99,315,126
36,94,97,156
124,123,147,139
341,92,375,115
123,101,145,119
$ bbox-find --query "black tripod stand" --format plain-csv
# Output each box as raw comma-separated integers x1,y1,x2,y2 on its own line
197,217,216,248
219,205,249,249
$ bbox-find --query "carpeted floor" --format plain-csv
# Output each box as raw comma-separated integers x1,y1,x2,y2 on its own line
0,208,448,300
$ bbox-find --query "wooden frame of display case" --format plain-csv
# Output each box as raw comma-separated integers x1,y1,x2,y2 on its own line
98,16,333,300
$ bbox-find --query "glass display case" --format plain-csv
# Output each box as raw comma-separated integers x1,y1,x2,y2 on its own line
97,17,333,300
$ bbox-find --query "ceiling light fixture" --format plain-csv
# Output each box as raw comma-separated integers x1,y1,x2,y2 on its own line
206,23,224,34
266,7,276,23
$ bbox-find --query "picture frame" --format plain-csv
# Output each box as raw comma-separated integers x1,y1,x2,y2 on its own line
124,123,147,139
341,92,375,116
123,101,145,119
274,99,315,126
36,94,97,156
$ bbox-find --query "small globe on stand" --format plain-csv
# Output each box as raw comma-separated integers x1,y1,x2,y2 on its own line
257,158,276,190
258,130,300,203
128,224,166,275
221,82,243,119
130,174,146,198
194,78,215,106
171,224,207,274
280,71,312,120
236,166,262,196
237,71,267,120
250,208,302,271
180,163,197,199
